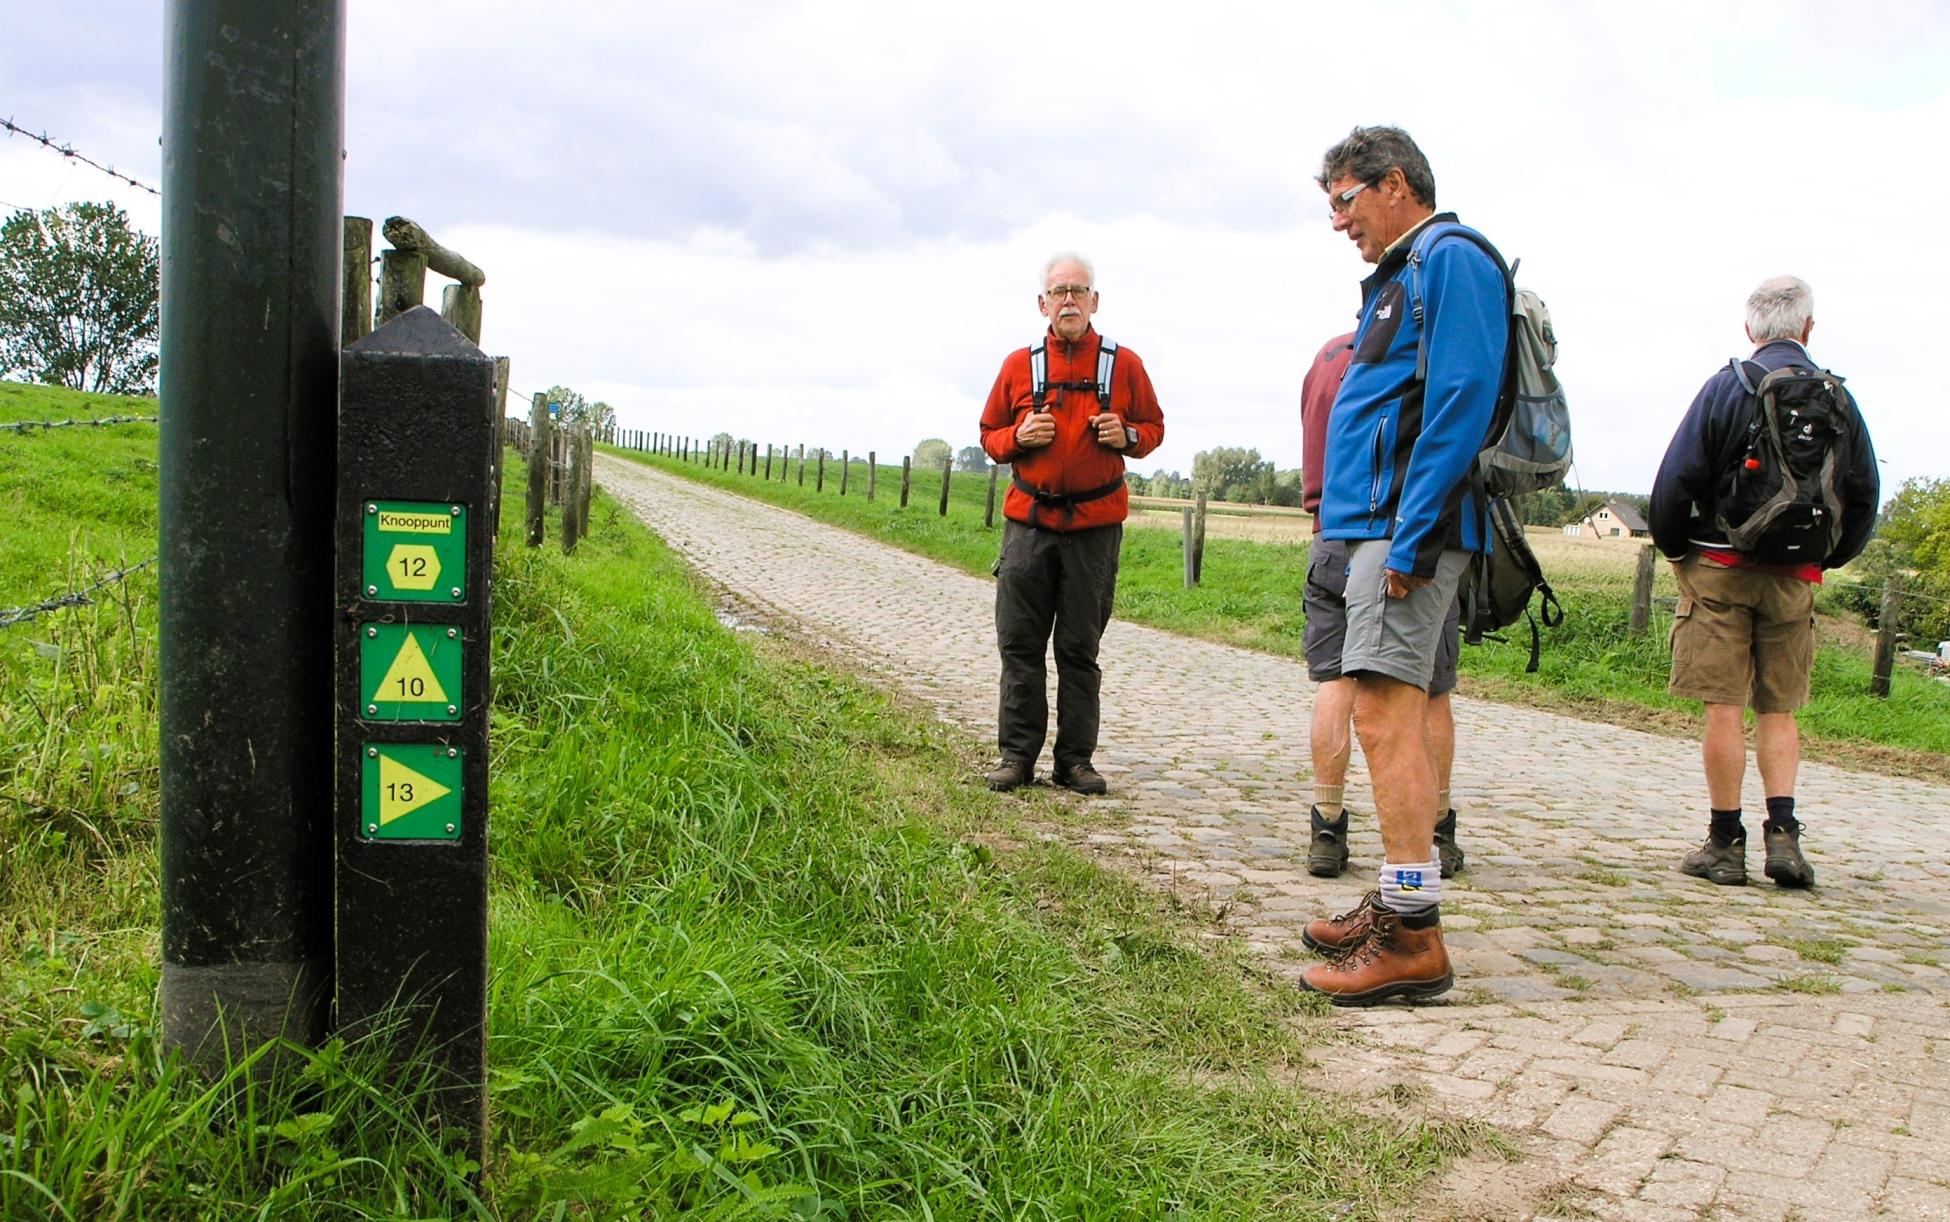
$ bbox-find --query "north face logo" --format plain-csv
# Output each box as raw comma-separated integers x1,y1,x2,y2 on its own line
1376,303,1394,321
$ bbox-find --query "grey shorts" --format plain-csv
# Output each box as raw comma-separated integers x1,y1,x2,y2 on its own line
1339,539,1468,692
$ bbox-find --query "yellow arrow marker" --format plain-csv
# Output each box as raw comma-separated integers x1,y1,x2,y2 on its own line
387,543,442,591
375,633,448,705
378,754,452,825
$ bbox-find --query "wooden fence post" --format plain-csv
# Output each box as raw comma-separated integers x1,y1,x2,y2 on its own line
985,465,998,528
440,283,482,346
562,427,583,554
816,450,826,491
1871,576,1902,698
764,444,773,480
901,457,911,507
526,392,548,547
798,444,806,486
377,247,427,326
1629,544,1657,634
841,449,850,496
1182,507,1196,588
867,452,876,500
549,415,563,505
938,456,953,516
579,429,592,529
1192,492,1208,583
342,215,372,344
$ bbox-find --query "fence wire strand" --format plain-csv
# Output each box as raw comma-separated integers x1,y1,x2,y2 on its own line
1,557,157,629
0,415,158,435
1,116,160,197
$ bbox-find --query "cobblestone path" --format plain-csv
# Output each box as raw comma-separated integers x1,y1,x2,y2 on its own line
601,456,1950,1220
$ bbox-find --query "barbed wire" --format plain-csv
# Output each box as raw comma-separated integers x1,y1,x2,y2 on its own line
0,557,156,629
1,117,160,198
0,414,158,435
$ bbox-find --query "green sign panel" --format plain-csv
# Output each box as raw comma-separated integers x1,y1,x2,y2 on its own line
362,500,467,602
361,743,463,841
360,623,463,721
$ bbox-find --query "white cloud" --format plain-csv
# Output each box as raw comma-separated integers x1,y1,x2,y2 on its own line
5,0,1947,497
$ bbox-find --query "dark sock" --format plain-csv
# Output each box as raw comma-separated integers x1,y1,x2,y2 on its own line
1401,907,1441,930
1764,796,1798,833
1709,808,1745,846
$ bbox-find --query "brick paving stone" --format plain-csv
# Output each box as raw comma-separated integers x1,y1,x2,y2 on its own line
601,459,1950,1222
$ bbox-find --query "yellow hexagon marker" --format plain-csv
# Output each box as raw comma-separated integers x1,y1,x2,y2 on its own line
387,543,442,591
378,752,453,825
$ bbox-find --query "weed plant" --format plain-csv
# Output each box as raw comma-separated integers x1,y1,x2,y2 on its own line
3,385,1485,1217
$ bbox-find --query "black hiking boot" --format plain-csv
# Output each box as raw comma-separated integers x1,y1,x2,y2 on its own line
1763,820,1815,888
1680,835,1747,886
1307,807,1350,878
1434,809,1464,877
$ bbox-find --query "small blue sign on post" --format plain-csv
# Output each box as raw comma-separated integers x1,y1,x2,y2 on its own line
548,401,560,418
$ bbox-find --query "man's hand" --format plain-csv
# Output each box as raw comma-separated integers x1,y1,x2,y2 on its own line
1091,413,1129,449
1015,408,1056,448
1384,568,1431,599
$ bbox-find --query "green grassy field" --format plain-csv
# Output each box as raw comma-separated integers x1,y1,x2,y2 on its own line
2,384,1488,1217
613,443,1950,773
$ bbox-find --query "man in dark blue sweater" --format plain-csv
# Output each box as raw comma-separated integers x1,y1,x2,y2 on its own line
1297,126,1507,1007
1649,276,1878,888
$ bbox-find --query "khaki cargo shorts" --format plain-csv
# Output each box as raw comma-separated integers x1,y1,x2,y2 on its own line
1668,554,1815,713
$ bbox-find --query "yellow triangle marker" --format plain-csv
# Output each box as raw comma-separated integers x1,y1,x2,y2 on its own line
375,633,448,705
378,754,452,825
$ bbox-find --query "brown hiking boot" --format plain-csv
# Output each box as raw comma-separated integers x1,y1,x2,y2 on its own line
1680,835,1747,886
1763,821,1815,888
1434,809,1464,876
1300,906,1453,1007
1306,807,1351,878
985,759,1032,792
1052,763,1108,796
1301,889,1382,954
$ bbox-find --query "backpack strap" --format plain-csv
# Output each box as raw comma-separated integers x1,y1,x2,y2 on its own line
1728,358,1770,396
1095,338,1119,411
1408,222,1513,384
1030,336,1118,411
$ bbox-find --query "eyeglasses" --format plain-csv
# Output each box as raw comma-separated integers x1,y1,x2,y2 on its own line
1043,284,1094,300
1327,180,1372,216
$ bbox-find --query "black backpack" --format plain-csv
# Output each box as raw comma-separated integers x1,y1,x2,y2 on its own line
1458,495,1564,673
1715,360,1851,565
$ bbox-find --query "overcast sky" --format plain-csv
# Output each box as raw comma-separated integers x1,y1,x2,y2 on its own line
4,1,1946,496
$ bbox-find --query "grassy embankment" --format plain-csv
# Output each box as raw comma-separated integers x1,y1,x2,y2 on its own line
613,444,1950,778
1,381,1488,1218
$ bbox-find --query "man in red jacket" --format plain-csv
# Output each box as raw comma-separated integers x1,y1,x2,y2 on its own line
977,252,1165,794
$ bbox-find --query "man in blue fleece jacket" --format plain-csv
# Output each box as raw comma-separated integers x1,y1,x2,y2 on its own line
1298,125,1507,1007
1649,276,1878,890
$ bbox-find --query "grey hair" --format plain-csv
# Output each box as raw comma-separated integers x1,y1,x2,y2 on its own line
1040,251,1095,292
1745,275,1813,342
1316,125,1437,209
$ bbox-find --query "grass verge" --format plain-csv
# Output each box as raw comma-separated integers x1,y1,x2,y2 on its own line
3,384,1491,1217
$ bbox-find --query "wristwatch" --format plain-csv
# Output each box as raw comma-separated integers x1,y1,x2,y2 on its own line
1123,425,1139,449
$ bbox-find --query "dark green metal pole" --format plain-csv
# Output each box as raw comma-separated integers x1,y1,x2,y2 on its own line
158,0,346,1070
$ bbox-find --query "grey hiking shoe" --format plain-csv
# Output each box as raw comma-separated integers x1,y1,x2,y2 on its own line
1680,835,1747,886
1434,809,1464,876
1763,821,1815,888
1307,807,1350,878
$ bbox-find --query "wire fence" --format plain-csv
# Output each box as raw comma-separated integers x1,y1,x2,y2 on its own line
0,557,157,629
0,414,158,435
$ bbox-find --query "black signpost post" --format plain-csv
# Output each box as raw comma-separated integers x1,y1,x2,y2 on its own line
335,305,494,1163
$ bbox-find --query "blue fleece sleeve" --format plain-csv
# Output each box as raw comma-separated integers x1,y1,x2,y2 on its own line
1647,380,1722,559
1387,240,1506,575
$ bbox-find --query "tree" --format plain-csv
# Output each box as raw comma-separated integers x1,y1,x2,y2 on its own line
1193,446,1274,503
955,445,990,473
0,201,159,394
913,438,951,469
